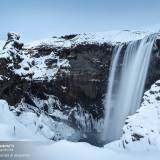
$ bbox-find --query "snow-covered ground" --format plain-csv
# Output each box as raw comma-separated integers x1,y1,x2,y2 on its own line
25,30,152,49
33,140,160,160
0,100,46,141
119,80,160,151
0,99,79,142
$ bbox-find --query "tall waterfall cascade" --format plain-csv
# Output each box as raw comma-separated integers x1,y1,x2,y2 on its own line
103,34,156,142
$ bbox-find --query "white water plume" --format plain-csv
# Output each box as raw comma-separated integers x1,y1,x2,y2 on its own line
103,34,156,142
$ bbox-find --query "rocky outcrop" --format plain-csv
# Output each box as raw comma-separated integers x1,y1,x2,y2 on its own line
0,32,113,142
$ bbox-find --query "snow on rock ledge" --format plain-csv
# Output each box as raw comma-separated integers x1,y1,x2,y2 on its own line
119,80,160,151
25,30,151,49
0,32,70,81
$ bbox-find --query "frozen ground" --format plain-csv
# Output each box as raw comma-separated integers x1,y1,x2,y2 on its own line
33,140,160,160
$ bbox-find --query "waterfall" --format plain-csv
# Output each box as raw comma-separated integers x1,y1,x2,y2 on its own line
103,34,156,142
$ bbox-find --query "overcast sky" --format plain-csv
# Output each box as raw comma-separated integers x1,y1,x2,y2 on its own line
0,0,160,42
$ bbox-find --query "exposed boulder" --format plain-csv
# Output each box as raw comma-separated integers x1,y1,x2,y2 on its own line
3,32,23,51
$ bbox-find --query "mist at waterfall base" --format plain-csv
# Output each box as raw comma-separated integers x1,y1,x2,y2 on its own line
103,34,156,143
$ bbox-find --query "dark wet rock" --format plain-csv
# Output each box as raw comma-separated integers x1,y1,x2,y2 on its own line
13,41,24,50
45,58,58,67
145,37,160,90
3,32,23,50
61,34,78,40
23,67,29,71
131,133,144,141
52,43,113,117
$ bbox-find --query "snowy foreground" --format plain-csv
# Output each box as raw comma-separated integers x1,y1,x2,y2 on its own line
33,140,160,160
0,86,160,160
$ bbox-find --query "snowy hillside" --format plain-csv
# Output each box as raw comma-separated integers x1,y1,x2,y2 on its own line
119,80,160,151
25,30,151,49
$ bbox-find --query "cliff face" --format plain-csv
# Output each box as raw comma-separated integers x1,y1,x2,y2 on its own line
146,37,160,89
0,31,160,143
0,33,114,112
53,43,113,117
